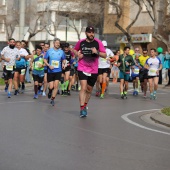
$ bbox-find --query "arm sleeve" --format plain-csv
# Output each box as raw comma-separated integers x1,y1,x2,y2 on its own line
74,40,82,51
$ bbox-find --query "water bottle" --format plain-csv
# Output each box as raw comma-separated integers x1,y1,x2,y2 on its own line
16,55,18,58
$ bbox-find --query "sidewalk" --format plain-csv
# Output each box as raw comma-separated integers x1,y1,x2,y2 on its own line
150,111,170,127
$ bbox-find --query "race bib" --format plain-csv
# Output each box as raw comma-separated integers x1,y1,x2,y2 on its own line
148,68,157,76
35,61,40,69
51,60,59,68
21,69,26,75
83,72,91,76
134,68,139,74
6,65,13,71
101,58,107,62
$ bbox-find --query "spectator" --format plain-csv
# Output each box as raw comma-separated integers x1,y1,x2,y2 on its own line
164,49,170,86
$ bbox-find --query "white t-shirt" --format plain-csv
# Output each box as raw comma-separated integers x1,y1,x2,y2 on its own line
1,46,20,67
146,57,161,76
98,48,114,68
19,48,29,57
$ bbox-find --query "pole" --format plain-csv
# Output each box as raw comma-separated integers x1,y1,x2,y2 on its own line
46,0,50,42
66,17,67,42
19,0,25,40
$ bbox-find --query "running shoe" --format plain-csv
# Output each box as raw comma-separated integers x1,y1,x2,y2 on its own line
38,90,42,95
8,92,11,98
153,94,157,100
80,109,87,118
42,92,46,96
100,94,104,99
124,94,127,99
50,100,55,106
133,91,136,96
95,91,100,97
67,90,71,96
143,93,147,98
48,92,52,99
64,90,68,96
4,85,8,92
21,84,25,93
136,91,138,95
121,94,124,99
71,85,75,91
33,94,38,99
14,90,18,95
150,94,154,100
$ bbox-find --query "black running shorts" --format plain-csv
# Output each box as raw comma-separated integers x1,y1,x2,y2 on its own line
78,71,98,87
47,72,62,82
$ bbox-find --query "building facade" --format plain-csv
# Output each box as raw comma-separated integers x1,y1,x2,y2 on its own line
103,0,170,52
0,0,103,51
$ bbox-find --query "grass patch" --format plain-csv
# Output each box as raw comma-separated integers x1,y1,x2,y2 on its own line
161,107,170,116
0,78,5,85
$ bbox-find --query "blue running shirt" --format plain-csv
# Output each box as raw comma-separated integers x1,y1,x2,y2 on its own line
44,48,66,73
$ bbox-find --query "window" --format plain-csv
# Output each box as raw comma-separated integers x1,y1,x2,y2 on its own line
108,0,120,14
142,0,152,12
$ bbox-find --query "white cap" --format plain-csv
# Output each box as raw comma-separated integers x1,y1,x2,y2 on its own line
102,40,107,47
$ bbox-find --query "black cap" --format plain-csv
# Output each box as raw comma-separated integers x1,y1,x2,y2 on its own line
85,26,95,33
64,43,70,48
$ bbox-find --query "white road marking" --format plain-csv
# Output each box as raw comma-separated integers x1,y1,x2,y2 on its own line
121,109,170,136
0,101,34,105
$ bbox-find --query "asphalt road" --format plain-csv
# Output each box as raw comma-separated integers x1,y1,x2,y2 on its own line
0,83,170,170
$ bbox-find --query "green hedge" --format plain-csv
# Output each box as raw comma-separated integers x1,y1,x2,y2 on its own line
0,78,5,85
161,107,170,116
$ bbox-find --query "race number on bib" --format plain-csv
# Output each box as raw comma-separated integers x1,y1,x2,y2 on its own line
21,69,26,75
51,60,59,68
83,72,91,76
6,65,13,71
148,68,157,76
134,69,139,74
35,61,40,69
101,58,107,62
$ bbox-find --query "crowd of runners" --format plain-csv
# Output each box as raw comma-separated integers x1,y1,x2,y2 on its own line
0,26,169,117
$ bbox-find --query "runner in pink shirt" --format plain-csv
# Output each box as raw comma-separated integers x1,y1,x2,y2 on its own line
74,26,106,118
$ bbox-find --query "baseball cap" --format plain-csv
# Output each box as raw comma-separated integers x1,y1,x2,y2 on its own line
102,40,107,47
85,26,95,33
64,43,70,48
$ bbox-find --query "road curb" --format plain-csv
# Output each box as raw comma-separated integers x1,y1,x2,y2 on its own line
150,111,170,127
